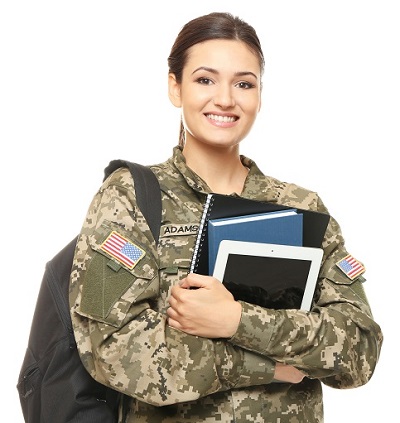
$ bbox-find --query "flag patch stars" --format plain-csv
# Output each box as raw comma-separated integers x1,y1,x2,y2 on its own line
101,231,145,269
336,254,365,280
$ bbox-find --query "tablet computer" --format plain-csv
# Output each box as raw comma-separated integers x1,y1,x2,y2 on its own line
213,240,323,311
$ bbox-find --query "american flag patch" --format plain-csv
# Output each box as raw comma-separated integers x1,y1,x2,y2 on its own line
336,254,365,280
100,231,145,269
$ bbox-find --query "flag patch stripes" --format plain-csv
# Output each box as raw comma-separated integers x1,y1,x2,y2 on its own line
101,231,145,269
336,254,365,280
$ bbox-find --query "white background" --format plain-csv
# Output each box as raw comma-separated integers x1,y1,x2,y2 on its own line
1,1,398,421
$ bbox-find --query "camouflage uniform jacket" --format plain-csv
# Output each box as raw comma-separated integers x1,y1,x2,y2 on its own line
70,146,383,423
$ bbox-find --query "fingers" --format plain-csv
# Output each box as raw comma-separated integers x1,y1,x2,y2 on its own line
274,363,306,384
166,313,181,330
180,273,221,289
166,304,195,333
166,291,186,327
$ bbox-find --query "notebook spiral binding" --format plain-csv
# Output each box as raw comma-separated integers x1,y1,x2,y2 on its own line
190,193,215,273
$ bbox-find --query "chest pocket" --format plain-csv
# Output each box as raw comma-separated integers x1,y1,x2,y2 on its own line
78,220,158,327
158,222,199,273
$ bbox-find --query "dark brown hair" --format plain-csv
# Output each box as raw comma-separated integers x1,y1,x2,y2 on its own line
168,12,264,146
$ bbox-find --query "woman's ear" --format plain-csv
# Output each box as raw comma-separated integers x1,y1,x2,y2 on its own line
258,83,262,112
168,73,182,107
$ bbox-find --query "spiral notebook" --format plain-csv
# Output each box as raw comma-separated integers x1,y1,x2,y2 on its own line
190,193,330,276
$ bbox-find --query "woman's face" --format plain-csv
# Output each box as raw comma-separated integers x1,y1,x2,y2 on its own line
169,39,262,149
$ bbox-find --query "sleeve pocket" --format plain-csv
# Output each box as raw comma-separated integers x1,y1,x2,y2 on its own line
319,254,365,286
78,221,158,326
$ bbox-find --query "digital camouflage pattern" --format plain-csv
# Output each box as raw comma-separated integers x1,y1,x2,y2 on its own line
70,146,383,422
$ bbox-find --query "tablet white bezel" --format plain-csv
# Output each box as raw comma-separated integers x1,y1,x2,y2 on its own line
212,240,323,311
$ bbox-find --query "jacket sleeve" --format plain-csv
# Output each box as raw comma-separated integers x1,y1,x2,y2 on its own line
69,170,275,407
228,194,383,389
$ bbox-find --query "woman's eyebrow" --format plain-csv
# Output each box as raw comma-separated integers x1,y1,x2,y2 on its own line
191,66,258,80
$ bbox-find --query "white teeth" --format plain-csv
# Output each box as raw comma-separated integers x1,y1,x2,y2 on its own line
207,114,236,123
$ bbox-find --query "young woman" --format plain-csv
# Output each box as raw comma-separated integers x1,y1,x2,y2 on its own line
69,12,383,422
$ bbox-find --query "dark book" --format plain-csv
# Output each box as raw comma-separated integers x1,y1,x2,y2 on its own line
190,193,330,276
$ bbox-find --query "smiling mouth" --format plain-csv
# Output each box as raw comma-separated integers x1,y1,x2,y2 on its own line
205,113,238,123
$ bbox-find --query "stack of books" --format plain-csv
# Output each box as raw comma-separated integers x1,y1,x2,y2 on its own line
189,193,330,310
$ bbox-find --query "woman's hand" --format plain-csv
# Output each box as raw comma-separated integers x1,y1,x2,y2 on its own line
274,362,306,384
167,273,242,338
167,274,305,384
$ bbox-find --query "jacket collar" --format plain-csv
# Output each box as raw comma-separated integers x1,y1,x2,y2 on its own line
170,146,281,203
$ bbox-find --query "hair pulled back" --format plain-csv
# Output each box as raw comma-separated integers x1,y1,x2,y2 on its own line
168,12,264,146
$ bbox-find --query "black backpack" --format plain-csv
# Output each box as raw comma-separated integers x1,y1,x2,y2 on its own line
17,161,162,423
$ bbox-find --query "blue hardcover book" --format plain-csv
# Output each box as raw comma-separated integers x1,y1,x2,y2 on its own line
190,193,329,276
208,209,303,274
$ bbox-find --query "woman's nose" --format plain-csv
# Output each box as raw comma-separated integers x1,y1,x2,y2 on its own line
213,84,236,108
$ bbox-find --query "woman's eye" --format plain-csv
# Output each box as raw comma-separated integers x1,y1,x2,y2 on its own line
236,81,255,89
196,77,213,85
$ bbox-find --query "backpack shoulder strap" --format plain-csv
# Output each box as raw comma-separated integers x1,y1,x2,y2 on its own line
104,160,162,243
